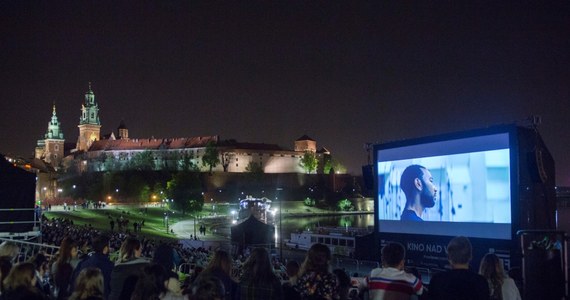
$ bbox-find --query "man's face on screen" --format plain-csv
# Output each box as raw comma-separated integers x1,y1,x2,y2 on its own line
420,168,437,208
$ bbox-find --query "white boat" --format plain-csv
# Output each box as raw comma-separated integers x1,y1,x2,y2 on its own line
285,227,370,257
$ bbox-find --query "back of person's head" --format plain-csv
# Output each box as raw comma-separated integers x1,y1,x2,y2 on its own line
3,262,35,291
91,234,110,254
381,242,406,268
400,165,425,199
191,274,225,300
241,247,275,285
29,253,48,272
152,243,174,272
300,243,331,275
0,255,13,282
57,237,77,264
69,267,104,300
479,253,505,299
118,237,141,262
206,249,232,275
130,263,168,300
447,236,472,265
333,268,351,288
479,253,504,279
0,241,20,260
285,260,300,278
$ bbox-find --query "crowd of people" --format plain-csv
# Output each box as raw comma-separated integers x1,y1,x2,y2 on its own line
0,213,524,300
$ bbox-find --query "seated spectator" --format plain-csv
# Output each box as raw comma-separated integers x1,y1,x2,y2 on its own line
0,256,13,296
367,242,423,299
190,274,225,300
109,237,150,300
239,247,283,300
294,243,339,300
29,253,51,297
479,253,521,300
131,263,187,300
333,269,352,300
0,241,20,263
196,249,238,300
153,243,182,296
52,237,79,300
71,234,114,300
68,267,104,300
2,262,46,300
282,260,300,299
427,236,490,300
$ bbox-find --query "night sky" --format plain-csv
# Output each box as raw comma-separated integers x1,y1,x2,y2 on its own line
1,2,569,185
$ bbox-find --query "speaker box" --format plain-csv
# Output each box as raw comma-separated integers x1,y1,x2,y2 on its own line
0,156,36,233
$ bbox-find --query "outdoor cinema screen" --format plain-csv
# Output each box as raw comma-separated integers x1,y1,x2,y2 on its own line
375,131,513,240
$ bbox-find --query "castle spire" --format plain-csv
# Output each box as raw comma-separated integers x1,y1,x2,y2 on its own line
77,83,102,151
46,103,64,140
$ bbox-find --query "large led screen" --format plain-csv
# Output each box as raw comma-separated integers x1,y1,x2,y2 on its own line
376,132,512,239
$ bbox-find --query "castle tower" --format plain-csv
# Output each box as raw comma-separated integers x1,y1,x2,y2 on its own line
117,119,129,140
294,135,317,152
77,82,101,151
36,104,65,167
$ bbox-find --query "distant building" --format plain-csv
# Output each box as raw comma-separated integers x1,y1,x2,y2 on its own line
76,83,101,152
35,105,65,169
33,84,336,187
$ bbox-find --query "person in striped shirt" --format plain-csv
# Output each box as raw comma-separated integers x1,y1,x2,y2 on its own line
367,242,424,300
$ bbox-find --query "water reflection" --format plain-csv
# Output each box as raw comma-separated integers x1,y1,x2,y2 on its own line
279,213,374,238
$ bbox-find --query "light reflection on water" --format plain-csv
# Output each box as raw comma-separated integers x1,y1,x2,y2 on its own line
277,213,375,238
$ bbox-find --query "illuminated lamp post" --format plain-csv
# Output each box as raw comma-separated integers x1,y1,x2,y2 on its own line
276,187,283,260
164,212,169,233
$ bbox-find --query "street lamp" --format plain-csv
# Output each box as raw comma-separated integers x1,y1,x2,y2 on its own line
276,187,283,260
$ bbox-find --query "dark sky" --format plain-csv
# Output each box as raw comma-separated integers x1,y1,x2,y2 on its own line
1,2,569,184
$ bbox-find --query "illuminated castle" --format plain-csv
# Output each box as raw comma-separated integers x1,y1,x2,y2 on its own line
36,84,333,175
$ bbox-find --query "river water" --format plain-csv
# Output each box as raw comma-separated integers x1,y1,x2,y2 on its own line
276,213,375,241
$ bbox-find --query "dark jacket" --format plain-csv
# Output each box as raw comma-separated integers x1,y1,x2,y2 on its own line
108,257,149,300
71,252,114,299
198,267,239,300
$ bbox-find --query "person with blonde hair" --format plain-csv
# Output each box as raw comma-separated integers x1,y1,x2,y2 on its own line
109,237,149,300
0,242,19,297
294,243,338,300
479,253,521,300
68,267,104,300
2,262,46,300
0,241,20,262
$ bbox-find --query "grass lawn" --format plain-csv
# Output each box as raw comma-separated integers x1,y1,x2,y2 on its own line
43,205,201,239
42,201,365,240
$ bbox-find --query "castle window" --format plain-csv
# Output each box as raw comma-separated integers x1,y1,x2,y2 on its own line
55,145,59,151
236,163,238,167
